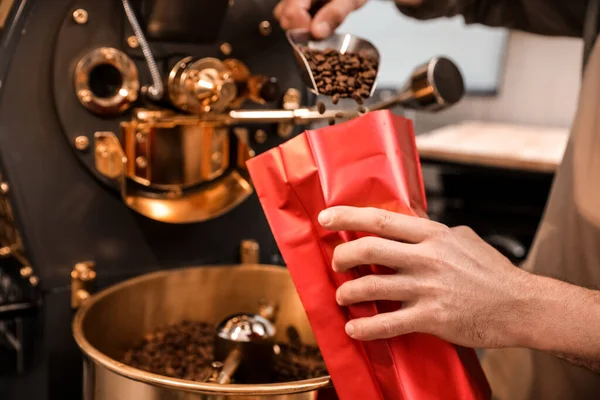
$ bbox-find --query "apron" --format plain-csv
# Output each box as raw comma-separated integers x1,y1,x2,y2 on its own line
481,32,600,400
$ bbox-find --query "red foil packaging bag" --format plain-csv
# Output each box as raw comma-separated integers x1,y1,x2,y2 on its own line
247,110,491,400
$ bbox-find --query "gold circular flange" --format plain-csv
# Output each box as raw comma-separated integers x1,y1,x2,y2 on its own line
74,47,140,116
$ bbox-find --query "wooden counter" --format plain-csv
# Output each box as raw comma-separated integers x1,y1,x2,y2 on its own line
415,121,570,173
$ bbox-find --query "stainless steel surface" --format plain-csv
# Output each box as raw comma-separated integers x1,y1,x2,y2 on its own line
217,314,276,342
370,57,465,112
214,312,278,384
286,28,380,97
73,265,330,399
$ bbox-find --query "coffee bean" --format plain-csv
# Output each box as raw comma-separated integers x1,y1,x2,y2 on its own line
352,93,363,104
317,101,326,115
300,46,378,105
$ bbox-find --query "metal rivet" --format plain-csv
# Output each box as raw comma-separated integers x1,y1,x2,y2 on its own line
78,89,93,104
20,266,33,279
127,35,139,48
29,276,39,287
97,144,109,158
0,246,11,256
0,182,9,195
135,132,147,143
254,129,267,144
283,88,302,110
277,124,294,138
220,42,232,56
135,156,148,169
72,9,88,24
212,152,223,165
74,136,89,151
259,21,272,36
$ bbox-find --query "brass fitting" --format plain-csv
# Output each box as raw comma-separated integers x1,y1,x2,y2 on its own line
240,240,260,265
71,261,96,309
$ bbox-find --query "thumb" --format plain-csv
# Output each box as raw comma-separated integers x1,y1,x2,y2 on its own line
311,0,366,38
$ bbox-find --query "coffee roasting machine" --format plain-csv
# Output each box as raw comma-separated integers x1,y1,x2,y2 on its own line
0,0,466,399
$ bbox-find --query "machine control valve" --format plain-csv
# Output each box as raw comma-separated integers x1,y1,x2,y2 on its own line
168,57,238,114
168,57,281,114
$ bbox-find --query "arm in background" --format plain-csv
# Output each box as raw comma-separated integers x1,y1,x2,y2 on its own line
396,0,588,38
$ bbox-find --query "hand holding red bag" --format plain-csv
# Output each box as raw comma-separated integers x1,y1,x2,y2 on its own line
247,110,491,400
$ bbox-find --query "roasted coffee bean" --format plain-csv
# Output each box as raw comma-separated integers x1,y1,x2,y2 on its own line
317,101,326,115
352,93,364,105
121,320,327,383
300,46,378,105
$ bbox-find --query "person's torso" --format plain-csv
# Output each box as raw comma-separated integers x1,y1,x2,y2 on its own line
482,34,600,400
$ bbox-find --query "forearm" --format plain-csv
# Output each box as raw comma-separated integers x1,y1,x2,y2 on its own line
514,274,600,372
395,0,588,38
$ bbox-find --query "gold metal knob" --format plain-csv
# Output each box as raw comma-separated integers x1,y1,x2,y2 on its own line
20,266,33,278
127,35,139,49
220,43,232,56
259,21,272,36
75,136,90,151
73,9,88,25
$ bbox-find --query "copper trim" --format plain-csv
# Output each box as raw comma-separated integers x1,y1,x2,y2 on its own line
74,48,139,115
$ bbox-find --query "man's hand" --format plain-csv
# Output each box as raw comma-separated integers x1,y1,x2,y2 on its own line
318,206,535,349
274,0,369,39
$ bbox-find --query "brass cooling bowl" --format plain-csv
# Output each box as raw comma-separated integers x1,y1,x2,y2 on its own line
72,264,332,399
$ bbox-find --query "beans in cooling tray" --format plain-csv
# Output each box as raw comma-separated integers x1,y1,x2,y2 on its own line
121,320,328,383
300,46,377,104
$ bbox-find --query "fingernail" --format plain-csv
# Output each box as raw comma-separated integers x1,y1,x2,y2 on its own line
335,287,342,304
313,22,331,38
345,322,355,337
331,260,339,272
318,210,332,226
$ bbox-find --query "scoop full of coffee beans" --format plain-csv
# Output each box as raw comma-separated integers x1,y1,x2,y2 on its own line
300,46,377,105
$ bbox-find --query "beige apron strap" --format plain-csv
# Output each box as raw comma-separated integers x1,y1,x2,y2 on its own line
482,348,533,400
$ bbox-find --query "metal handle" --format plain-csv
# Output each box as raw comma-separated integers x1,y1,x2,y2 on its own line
371,57,465,112
214,347,242,384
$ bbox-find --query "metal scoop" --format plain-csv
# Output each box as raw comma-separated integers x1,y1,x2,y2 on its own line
286,28,381,97
208,301,279,384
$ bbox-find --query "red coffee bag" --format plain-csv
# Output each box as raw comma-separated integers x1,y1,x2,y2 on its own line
247,110,491,400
